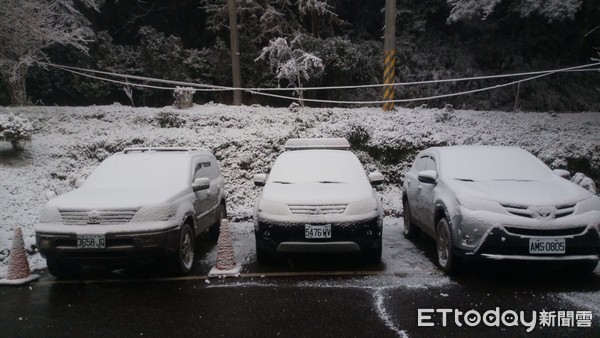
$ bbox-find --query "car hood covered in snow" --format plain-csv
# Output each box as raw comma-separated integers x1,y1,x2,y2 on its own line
447,177,592,206
46,186,188,210
261,181,374,206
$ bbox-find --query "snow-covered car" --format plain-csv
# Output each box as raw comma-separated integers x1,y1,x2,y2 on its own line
35,147,227,278
402,146,600,273
253,138,384,263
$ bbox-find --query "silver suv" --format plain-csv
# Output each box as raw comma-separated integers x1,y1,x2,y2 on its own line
35,147,227,277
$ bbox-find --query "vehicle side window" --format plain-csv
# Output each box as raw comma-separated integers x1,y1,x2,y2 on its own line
424,157,437,171
414,156,428,171
194,162,208,180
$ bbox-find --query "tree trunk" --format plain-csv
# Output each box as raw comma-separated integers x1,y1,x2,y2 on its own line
3,65,29,106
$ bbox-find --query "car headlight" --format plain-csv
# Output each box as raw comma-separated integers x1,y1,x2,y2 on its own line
258,199,290,215
456,195,505,214
130,203,177,222
345,198,378,215
39,205,62,223
575,195,600,215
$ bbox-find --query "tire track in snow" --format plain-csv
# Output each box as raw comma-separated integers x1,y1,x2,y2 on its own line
374,287,410,338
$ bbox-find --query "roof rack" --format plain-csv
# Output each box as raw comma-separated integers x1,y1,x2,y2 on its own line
122,147,200,154
284,138,351,150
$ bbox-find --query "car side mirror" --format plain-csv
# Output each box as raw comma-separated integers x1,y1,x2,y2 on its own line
253,173,267,187
74,178,86,188
192,177,210,191
45,190,57,201
368,172,384,186
553,169,570,179
417,170,438,184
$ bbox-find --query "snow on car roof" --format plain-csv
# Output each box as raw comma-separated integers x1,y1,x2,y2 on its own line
268,149,368,184
284,138,350,150
123,147,210,154
434,146,555,181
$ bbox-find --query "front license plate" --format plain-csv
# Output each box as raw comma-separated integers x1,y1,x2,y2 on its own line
77,234,106,249
305,224,331,239
529,238,565,254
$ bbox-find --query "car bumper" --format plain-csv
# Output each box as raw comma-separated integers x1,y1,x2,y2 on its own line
456,225,600,262
36,227,181,264
255,217,382,254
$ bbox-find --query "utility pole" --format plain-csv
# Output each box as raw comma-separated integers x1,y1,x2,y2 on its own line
228,0,242,105
382,0,396,111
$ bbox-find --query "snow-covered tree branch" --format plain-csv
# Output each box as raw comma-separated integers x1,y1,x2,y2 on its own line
446,0,582,23
255,36,324,106
0,0,99,105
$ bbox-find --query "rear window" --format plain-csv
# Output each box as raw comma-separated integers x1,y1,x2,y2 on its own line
268,150,368,184
83,154,189,188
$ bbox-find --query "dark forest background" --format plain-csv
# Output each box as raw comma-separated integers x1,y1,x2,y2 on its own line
1,0,599,111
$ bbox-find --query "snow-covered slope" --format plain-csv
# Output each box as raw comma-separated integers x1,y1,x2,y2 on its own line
1,104,599,276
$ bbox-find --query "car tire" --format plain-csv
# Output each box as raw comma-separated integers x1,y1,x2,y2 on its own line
209,202,227,241
436,217,461,273
170,223,195,275
47,258,80,279
255,238,272,265
402,199,421,239
363,244,382,264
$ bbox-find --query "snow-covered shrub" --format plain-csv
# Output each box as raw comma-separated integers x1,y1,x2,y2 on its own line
346,123,370,148
155,112,185,128
434,105,455,123
0,113,34,149
174,87,196,109
571,172,597,195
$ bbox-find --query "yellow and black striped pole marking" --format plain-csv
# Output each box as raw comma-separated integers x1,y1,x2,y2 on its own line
383,49,396,111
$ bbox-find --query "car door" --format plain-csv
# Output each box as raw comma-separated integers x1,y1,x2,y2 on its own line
416,155,438,233
406,155,427,226
192,157,213,229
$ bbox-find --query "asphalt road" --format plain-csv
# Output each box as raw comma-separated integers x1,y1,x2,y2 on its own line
1,218,599,337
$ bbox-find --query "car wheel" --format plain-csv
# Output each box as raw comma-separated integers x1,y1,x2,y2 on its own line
436,217,460,273
170,223,195,275
363,244,382,264
47,258,80,279
209,202,227,241
255,238,272,265
402,199,421,239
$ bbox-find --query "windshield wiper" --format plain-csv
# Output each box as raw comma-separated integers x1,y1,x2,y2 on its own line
317,180,345,184
454,178,474,182
272,181,293,184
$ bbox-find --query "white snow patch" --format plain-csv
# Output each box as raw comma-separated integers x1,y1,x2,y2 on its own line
374,288,410,338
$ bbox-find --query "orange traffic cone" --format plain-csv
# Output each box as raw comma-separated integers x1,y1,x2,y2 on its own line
209,219,241,277
0,228,39,285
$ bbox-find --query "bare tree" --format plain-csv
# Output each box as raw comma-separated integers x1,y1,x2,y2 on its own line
0,0,99,105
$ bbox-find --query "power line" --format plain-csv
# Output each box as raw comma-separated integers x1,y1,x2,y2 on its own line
42,61,600,105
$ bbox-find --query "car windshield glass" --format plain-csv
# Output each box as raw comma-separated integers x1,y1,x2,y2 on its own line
441,147,555,182
83,154,189,188
268,150,368,184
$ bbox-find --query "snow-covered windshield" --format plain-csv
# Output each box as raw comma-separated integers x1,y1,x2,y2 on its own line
440,147,555,182
83,154,189,188
268,150,368,184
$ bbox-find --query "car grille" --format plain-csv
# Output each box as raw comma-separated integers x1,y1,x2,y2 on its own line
500,203,575,219
59,210,138,225
503,226,587,237
288,204,347,215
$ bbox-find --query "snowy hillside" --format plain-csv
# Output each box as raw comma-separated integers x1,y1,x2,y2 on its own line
1,104,599,277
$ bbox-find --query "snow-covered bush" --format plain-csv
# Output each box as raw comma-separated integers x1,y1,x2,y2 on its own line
173,87,196,109
435,105,455,123
346,123,370,149
154,112,185,128
0,113,34,149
